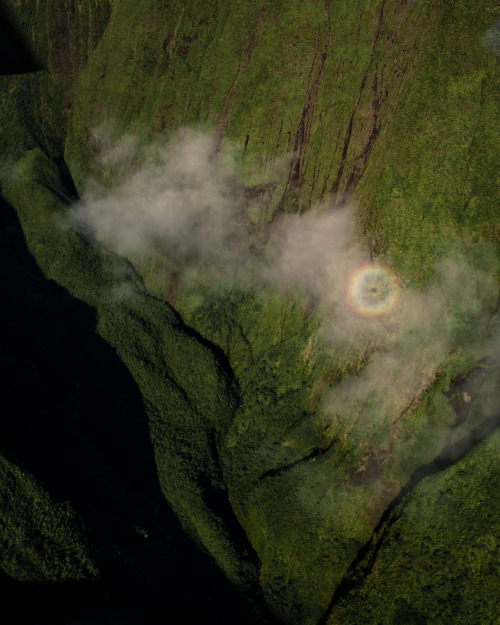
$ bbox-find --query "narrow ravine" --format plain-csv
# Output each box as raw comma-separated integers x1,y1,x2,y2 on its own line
317,359,499,625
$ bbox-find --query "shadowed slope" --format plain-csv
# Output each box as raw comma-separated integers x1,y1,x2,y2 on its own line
0,190,271,623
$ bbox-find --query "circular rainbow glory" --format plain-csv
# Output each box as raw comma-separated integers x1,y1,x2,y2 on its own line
345,262,399,317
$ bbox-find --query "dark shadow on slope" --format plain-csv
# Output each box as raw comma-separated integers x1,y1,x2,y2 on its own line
54,154,269,617
0,3,42,75
166,298,240,388
0,194,275,625
258,426,345,481
54,157,79,202
261,356,497,485
259,447,325,480
445,357,495,426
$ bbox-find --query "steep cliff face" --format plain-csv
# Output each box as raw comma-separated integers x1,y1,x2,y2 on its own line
0,0,111,161
0,190,262,623
3,0,112,103
65,0,499,282
0,1,499,624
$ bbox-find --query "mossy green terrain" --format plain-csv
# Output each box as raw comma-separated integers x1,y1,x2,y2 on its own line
0,450,98,582
65,0,499,279
1,146,254,589
328,425,500,625
0,181,260,622
0,0,499,623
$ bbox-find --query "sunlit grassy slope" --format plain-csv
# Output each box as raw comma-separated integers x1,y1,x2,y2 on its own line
66,0,499,282
0,0,499,623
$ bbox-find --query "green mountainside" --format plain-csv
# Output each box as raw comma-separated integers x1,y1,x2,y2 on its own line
0,1,499,623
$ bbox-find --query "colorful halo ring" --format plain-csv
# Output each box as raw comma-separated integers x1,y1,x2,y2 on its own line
344,262,400,317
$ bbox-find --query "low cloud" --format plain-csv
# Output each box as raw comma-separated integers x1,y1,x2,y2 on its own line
71,127,499,440
73,127,246,266
72,127,374,312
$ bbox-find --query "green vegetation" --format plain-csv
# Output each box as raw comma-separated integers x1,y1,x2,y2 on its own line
328,425,500,625
1,146,252,588
0,451,98,581
0,0,499,623
356,1,500,285
65,0,499,281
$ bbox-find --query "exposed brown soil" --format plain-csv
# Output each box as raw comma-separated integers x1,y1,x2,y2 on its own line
330,0,387,194
282,3,332,202
216,1,269,149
